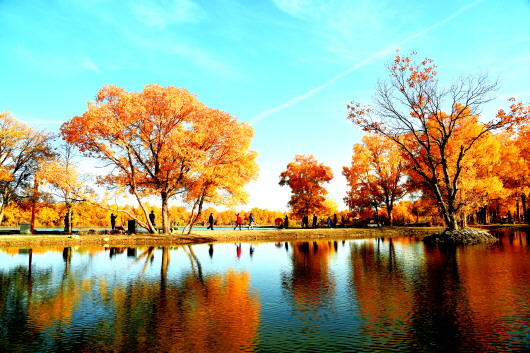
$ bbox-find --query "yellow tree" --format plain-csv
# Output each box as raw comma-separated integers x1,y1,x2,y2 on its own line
0,112,55,224
515,127,530,221
36,144,88,233
279,154,333,219
348,52,530,231
496,127,530,223
403,115,509,227
343,134,406,226
181,109,258,233
443,116,507,226
61,84,257,234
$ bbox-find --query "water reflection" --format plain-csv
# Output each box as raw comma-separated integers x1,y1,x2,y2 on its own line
0,245,260,352
281,242,336,335
0,231,529,352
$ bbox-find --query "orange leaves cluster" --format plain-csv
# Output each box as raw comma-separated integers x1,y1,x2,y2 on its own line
182,109,258,207
0,112,49,182
279,154,333,218
346,102,376,132
343,134,406,225
495,98,530,130
392,51,437,88
61,84,258,232
0,112,54,222
346,51,530,229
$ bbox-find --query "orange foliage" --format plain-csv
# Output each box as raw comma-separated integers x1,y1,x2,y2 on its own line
347,51,530,230
0,112,54,225
181,108,259,232
343,134,406,225
495,127,530,222
279,154,333,218
61,84,258,234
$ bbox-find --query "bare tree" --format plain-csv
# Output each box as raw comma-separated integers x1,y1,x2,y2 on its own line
348,52,528,230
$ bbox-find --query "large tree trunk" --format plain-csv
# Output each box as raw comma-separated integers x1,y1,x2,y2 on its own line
431,183,459,230
182,189,207,234
161,191,170,234
64,202,73,234
386,204,394,226
462,211,468,228
521,193,527,224
0,202,5,226
130,187,156,234
187,197,205,234
443,213,459,231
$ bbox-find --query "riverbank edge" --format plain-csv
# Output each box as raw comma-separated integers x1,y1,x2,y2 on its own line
0,225,526,248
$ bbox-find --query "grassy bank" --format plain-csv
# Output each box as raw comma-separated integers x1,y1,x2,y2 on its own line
0,226,443,249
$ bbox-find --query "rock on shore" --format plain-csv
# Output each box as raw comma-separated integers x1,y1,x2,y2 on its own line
423,228,497,245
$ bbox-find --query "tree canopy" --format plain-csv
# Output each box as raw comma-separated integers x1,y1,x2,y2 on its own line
348,52,530,230
343,134,406,226
0,112,55,225
279,154,333,219
61,84,258,233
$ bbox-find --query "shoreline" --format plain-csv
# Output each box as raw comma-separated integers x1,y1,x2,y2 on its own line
0,225,525,249
0,226,440,248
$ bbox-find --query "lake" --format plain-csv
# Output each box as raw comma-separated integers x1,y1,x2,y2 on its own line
0,229,529,352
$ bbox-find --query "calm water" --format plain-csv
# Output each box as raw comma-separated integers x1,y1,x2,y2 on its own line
0,230,529,352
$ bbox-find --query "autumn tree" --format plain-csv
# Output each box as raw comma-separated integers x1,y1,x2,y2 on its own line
0,112,55,224
36,144,89,233
402,116,509,227
180,109,258,233
61,84,257,234
451,120,507,226
496,128,530,223
343,134,406,226
348,52,529,231
279,154,333,219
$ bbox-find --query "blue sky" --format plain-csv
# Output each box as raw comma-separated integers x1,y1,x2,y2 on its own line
1,0,529,212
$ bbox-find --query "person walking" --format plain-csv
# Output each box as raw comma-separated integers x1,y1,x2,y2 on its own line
110,213,117,230
248,212,255,230
149,210,156,227
234,213,243,230
207,213,214,230
284,215,289,229
302,214,309,228
312,214,318,228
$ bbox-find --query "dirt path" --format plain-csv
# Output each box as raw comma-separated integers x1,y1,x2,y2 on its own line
0,227,442,248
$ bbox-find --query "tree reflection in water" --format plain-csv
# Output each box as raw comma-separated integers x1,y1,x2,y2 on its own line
1,233,530,352
0,245,260,352
281,241,336,332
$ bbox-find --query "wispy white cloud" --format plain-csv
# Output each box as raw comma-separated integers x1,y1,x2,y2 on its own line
69,1,238,79
80,57,100,73
250,0,485,125
15,45,73,76
131,0,205,27
15,45,102,76
272,0,306,18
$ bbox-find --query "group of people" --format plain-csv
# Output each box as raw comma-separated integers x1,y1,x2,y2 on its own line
207,212,256,230
325,214,346,228
113,210,346,231
300,214,319,228
293,213,346,228
207,212,344,230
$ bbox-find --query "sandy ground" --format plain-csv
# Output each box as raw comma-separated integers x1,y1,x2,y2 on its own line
0,226,443,248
